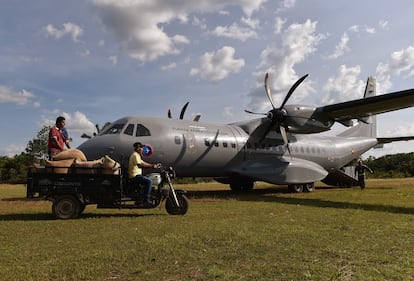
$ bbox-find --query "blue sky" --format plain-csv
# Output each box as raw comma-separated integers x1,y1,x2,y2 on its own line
1,0,414,158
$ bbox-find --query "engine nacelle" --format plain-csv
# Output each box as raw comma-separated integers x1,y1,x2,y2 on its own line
283,105,334,134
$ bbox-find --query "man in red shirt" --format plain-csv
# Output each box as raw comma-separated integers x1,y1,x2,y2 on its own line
48,116,68,159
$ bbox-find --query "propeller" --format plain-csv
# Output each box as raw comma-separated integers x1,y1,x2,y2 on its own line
246,73,309,154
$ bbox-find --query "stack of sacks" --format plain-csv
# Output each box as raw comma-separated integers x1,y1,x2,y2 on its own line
45,149,87,174
72,158,104,174
45,149,121,175
72,155,121,175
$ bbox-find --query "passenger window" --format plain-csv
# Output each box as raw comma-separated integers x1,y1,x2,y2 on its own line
223,142,228,148
204,139,210,146
124,124,134,136
102,123,125,135
136,124,151,136
175,136,181,145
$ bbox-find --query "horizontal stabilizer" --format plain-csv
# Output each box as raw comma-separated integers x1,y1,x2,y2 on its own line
230,156,328,185
377,136,414,144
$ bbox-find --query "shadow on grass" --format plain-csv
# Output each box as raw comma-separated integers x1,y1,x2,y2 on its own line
187,188,414,215
258,197,414,215
0,211,165,221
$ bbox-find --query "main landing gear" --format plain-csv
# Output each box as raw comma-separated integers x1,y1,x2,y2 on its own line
288,182,315,193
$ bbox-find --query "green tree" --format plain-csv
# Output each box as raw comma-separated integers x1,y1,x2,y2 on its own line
0,153,33,183
25,125,51,160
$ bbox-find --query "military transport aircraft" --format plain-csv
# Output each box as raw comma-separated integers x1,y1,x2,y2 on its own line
78,74,414,192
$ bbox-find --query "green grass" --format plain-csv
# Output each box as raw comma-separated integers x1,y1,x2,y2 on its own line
1,180,414,280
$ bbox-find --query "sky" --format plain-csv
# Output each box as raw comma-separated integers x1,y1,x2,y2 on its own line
1,0,414,158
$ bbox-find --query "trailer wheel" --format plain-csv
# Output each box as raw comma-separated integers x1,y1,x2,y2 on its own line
166,194,189,215
52,195,81,219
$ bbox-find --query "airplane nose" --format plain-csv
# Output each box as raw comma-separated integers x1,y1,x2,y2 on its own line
77,139,115,161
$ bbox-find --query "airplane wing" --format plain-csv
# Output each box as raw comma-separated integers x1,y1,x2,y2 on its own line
313,88,414,121
229,156,328,185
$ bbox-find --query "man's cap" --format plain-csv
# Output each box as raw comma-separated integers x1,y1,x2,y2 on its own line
133,142,143,149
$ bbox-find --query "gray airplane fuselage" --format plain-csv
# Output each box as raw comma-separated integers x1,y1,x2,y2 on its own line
77,115,376,182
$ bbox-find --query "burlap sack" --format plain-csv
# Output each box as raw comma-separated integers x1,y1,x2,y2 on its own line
45,159,75,174
72,158,104,174
53,149,87,161
102,155,121,175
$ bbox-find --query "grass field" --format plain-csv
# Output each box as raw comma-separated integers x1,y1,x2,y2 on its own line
0,179,413,280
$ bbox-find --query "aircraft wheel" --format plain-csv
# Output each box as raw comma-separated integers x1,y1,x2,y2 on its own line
229,178,254,191
288,184,303,193
52,195,81,219
304,182,314,192
166,194,189,215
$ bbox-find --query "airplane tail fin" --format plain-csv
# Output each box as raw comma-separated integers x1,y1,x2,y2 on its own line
337,77,377,138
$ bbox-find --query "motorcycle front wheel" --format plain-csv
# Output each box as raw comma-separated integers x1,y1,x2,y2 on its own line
165,194,189,215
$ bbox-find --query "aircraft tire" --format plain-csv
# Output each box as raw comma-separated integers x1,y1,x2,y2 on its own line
52,195,81,219
303,183,314,192
288,184,303,193
166,194,189,215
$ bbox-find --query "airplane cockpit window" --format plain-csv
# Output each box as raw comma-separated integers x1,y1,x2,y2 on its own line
101,123,125,135
124,124,134,136
136,124,151,136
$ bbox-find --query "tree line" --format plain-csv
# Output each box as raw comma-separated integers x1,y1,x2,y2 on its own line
0,125,413,184
365,152,414,178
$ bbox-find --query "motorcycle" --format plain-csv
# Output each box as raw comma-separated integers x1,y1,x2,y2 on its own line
125,165,189,215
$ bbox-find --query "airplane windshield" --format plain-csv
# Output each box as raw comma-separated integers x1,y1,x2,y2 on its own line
101,123,125,135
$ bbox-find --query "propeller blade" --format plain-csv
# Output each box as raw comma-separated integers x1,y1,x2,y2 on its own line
180,102,189,120
280,74,309,109
264,73,276,109
244,109,267,115
257,121,275,148
279,125,292,157
168,109,172,118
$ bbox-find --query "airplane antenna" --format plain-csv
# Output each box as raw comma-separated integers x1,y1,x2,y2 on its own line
180,102,189,120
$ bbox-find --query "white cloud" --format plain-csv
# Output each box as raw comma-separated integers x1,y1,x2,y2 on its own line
247,19,325,111
161,62,177,71
108,55,118,65
0,86,35,105
92,0,265,62
281,0,296,9
274,17,286,34
2,144,26,157
223,106,234,117
211,23,257,41
62,111,96,136
172,34,190,45
365,27,376,34
328,32,350,59
322,64,365,104
376,45,414,92
241,17,260,29
190,46,245,83
44,22,83,42
379,20,389,29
